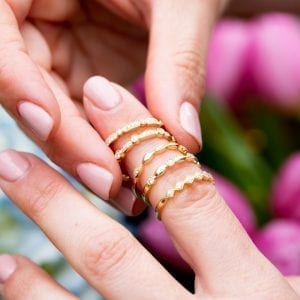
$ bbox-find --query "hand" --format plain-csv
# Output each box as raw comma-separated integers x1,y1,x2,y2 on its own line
0,78,298,299
0,0,227,214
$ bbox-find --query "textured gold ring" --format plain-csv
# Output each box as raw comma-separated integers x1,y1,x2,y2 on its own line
115,128,175,162
105,118,163,146
155,171,215,220
132,142,188,206
142,153,199,201
133,142,188,186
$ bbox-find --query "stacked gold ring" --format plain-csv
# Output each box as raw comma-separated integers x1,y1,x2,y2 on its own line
142,153,200,201
155,171,215,220
106,117,215,219
105,117,163,146
131,142,188,205
115,128,175,162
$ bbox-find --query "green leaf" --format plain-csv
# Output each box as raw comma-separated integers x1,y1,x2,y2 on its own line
199,99,273,222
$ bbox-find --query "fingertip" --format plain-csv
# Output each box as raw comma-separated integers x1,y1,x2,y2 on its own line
178,101,202,151
146,101,202,153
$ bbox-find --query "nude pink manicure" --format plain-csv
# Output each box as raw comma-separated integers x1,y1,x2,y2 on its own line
77,163,113,200
0,255,17,284
84,76,121,110
0,150,30,182
179,102,202,146
111,187,137,216
18,102,54,141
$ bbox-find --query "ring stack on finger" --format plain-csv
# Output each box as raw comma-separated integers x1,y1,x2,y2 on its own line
105,118,215,220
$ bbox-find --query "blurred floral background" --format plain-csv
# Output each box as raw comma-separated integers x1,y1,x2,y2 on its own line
1,12,300,299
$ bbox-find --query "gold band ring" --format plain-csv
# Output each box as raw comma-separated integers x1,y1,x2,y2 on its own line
155,171,215,220
105,118,163,146
133,142,188,186
142,153,199,201
132,142,188,206
115,128,175,162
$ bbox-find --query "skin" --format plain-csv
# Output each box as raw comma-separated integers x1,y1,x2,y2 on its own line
0,0,228,212
0,79,299,299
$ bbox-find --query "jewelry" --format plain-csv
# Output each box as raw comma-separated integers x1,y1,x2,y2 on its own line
133,142,188,186
142,153,199,201
115,128,175,162
105,118,163,146
155,171,215,220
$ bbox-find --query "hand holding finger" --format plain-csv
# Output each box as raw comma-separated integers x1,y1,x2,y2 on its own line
83,76,296,297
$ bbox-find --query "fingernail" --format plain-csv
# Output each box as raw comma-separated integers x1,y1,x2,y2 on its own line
179,102,202,146
18,102,54,141
111,187,137,216
0,150,30,182
84,76,121,110
77,163,113,200
0,255,17,284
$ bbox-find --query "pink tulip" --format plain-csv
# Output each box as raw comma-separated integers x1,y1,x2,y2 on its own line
213,172,256,235
138,172,256,272
270,153,300,220
253,220,300,275
207,19,252,105
207,14,300,112
251,14,300,112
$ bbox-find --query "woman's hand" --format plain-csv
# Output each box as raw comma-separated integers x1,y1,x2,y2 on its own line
0,78,298,299
0,0,227,213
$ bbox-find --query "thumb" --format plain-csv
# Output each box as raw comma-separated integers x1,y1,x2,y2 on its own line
0,1,60,141
145,0,223,153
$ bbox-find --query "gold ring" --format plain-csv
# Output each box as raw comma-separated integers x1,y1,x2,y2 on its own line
105,118,163,146
114,128,176,162
155,171,215,220
132,142,188,186
142,153,199,202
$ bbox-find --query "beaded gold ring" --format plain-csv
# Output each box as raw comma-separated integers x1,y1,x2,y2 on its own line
142,153,199,201
131,142,188,206
155,171,215,220
114,128,176,162
105,117,163,146
133,142,188,186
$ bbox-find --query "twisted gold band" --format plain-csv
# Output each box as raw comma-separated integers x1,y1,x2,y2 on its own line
142,153,199,201
105,117,163,146
155,171,215,220
115,128,175,162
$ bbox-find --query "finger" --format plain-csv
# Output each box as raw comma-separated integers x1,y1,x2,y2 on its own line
0,150,190,300
0,1,60,141
43,70,144,215
19,24,141,216
83,76,292,295
145,0,221,153
0,254,76,300
286,276,300,295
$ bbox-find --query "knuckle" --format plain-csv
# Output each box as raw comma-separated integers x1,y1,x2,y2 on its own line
169,183,222,220
81,228,135,277
173,44,206,99
26,178,65,217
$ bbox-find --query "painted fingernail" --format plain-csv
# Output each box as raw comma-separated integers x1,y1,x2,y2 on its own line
0,150,30,182
77,163,113,200
111,187,137,216
0,255,17,284
179,102,202,146
84,76,121,110
18,102,54,141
